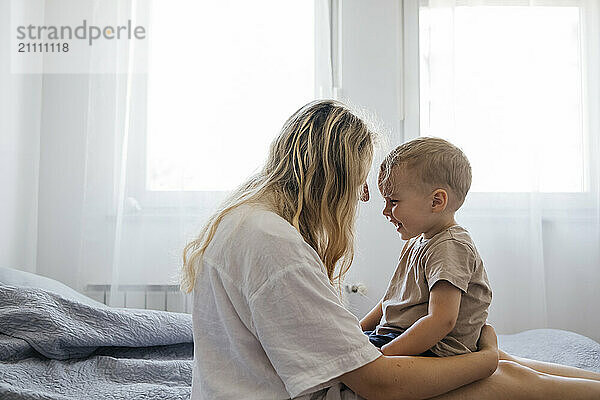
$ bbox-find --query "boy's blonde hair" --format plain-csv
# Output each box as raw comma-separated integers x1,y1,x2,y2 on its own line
180,99,376,294
380,137,471,210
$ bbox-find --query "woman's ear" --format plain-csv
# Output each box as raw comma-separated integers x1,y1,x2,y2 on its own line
431,189,448,212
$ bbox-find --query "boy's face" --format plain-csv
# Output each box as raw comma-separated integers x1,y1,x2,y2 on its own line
378,166,438,240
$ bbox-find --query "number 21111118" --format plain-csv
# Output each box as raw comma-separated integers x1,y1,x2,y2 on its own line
18,42,69,52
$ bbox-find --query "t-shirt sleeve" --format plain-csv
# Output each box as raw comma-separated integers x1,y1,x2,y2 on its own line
424,239,475,293
247,263,381,398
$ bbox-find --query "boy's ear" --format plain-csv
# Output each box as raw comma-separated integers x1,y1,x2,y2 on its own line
431,189,448,212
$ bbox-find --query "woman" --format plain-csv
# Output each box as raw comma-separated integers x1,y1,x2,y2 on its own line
182,100,600,399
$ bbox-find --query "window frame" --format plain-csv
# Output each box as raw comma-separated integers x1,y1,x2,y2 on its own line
121,1,322,214
404,0,600,214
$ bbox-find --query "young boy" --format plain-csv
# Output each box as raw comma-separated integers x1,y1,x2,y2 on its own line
360,137,492,357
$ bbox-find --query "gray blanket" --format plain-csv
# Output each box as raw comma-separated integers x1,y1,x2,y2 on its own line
0,284,193,400
0,283,599,400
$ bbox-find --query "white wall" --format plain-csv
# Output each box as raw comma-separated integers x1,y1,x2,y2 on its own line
335,0,407,318
0,0,41,274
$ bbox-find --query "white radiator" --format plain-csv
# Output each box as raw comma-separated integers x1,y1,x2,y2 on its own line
85,284,191,313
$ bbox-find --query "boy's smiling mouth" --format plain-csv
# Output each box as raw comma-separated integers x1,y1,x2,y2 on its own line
390,220,403,231
385,213,404,232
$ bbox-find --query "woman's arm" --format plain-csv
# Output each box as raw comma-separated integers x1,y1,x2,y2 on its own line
340,325,499,400
360,300,383,331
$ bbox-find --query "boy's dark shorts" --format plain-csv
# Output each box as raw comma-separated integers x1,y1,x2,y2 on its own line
363,330,437,357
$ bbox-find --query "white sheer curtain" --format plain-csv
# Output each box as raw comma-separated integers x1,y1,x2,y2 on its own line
72,0,318,310
418,0,600,340
3,0,332,312
73,0,197,310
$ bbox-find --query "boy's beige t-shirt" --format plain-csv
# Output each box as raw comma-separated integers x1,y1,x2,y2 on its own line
376,225,492,356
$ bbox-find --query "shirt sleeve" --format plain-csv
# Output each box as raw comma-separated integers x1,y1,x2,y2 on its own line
247,263,381,398
423,239,475,293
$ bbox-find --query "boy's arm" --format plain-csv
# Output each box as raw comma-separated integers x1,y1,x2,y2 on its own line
380,280,461,356
359,299,383,331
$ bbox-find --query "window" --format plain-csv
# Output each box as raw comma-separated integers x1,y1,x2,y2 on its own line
419,3,589,193
145,1,314,193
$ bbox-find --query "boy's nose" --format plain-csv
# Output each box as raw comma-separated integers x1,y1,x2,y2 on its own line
382,204,392,218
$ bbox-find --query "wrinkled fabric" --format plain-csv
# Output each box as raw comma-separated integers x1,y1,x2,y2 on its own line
0,284,193,399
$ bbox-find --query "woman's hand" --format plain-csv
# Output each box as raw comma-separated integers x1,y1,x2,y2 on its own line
477,324,499,374
478,324,498,351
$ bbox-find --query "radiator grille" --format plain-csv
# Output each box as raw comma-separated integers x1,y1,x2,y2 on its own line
85,284,191,313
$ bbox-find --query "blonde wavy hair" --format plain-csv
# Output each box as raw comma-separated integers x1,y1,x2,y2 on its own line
180,99,376,294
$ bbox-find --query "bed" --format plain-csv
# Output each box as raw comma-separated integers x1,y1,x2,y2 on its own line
0,267,598,399
0,268,193,400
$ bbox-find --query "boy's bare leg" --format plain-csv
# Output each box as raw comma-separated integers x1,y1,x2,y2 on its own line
499,349,600,381
432,360,600,400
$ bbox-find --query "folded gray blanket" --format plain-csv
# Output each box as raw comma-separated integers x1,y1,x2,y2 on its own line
0,284,193,400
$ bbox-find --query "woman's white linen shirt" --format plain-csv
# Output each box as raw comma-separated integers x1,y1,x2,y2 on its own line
191,205,381,399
